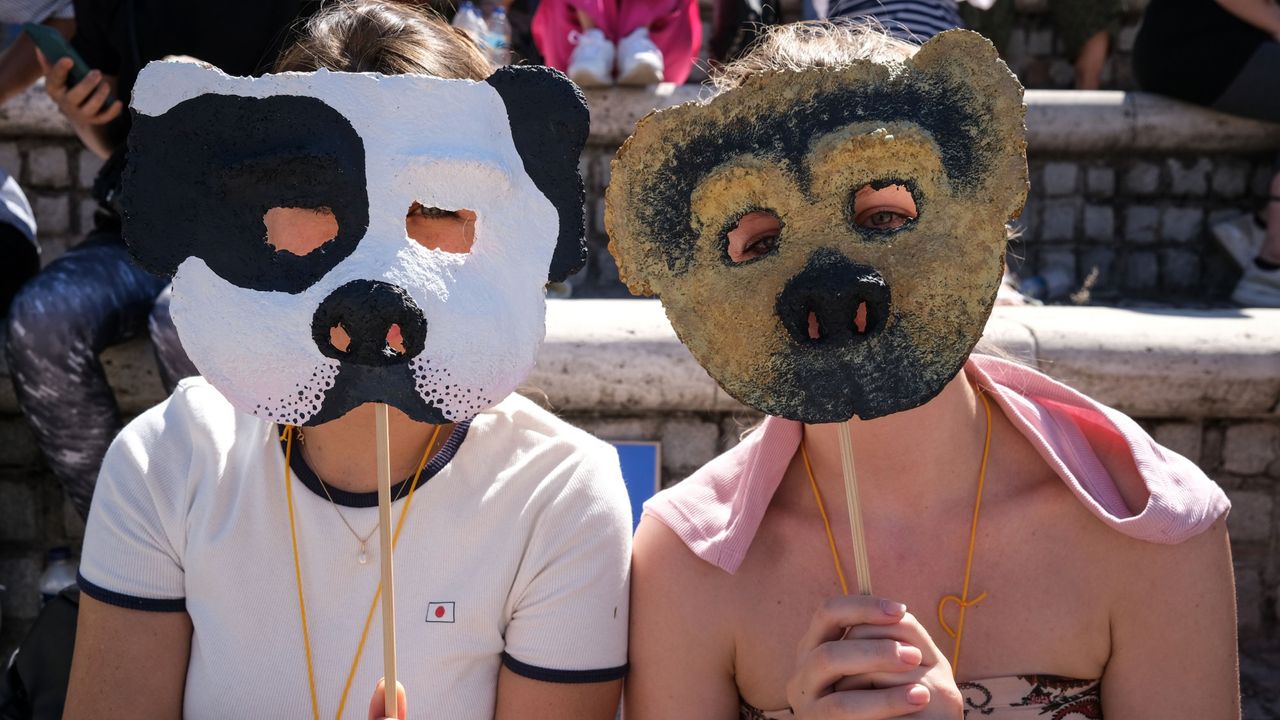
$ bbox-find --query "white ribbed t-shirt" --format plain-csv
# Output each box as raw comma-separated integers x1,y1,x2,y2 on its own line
79,378,631,719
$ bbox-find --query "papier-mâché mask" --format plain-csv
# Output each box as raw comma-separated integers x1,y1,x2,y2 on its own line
606,30,1028,423
124,62,588,426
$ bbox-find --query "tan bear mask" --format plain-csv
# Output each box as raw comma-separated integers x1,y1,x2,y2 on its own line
606,30,1028,423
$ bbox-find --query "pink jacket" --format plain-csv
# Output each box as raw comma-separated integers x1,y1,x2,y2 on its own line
643,355,1230,574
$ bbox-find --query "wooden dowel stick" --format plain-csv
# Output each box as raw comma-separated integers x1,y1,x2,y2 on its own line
838,420,873,595
375,403,398,717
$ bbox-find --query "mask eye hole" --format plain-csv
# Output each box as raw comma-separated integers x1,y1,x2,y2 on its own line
264,206,338,256
725,210,782,264
407,202,476,254
851,183,918,232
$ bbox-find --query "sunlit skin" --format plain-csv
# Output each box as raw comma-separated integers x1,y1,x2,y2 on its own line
628,181,1237,720
264,203,477,257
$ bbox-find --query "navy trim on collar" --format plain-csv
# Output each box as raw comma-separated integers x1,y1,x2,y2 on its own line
280,420,471,508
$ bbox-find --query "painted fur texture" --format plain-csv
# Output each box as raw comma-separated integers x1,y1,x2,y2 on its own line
606,30,1027,422
125,62,588,426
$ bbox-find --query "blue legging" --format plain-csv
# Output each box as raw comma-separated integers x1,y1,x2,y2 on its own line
5,230,196,518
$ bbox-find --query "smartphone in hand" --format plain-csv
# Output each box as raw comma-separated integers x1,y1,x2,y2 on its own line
23,23,89,80
22,22,117,109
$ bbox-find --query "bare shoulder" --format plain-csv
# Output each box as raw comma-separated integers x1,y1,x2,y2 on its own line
1101,515,1238,718
632,514,736,619
628,515,740,719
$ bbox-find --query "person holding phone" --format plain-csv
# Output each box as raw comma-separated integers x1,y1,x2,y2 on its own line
6,0,320,522
0,1,74,106
0,4,71,344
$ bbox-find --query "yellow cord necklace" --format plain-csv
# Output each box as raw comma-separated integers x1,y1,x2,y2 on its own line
283,423,443,720
800,387,993,676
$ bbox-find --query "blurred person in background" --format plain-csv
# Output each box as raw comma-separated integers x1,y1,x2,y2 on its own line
7,0,319,520
959,0,1121,90
532,0,701,86
822,0,962,41
1133,0,1280,307
0,2,73,323
0,0,73,105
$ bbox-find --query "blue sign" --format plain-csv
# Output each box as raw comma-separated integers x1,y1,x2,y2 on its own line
610,441,662,531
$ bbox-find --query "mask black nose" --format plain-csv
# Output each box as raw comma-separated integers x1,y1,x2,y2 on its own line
312,280,427,365
776,248,890,346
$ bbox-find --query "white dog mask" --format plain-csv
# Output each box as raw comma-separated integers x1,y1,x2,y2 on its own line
123,62,589,426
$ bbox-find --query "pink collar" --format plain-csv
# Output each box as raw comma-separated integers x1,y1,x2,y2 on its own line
643,356,1229,574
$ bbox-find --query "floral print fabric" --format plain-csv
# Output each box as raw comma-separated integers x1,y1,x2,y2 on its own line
959,675,1102,718
738,675,1102,719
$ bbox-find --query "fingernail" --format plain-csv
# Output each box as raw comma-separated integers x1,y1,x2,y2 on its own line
896,642,922,665
906,684,930,705
880,599,906,615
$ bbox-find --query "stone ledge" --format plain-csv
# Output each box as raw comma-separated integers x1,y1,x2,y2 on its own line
2,302,1275,419
584,87,1280,152
0,84,72,137
536,302,1280,417
7,83,1278,156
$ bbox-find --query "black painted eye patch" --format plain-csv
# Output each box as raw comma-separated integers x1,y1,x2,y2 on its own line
123,93,370,294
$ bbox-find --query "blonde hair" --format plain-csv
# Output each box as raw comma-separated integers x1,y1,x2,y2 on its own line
275,0,492,80
712,20,918,94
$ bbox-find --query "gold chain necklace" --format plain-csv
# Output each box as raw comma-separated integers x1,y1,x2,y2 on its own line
283,423,443,720
800,387,993,677
297,427,421,565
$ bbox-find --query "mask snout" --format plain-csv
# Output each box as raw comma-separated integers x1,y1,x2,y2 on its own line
311,280,427,366
776,248,890,347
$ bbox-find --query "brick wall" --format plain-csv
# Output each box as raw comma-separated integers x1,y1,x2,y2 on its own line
0,136,103,265
571,143,1277,303
1012,153,1276,303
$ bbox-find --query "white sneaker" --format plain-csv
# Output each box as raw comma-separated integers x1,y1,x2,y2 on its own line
1232,261,1280,307
568,28,614,88
616,28,663,86
1211,212,1267,269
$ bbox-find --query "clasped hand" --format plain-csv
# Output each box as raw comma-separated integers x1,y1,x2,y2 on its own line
786,596,964,719
368,678,407,720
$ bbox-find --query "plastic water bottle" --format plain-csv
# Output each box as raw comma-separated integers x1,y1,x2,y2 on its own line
451,1,488,46
484,6,512,66
39,546,78,605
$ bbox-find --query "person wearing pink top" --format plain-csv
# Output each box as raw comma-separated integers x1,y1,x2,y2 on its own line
612,22,1240,720
531,0,702,87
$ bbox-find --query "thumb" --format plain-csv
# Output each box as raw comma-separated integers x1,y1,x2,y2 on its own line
367,678,408,720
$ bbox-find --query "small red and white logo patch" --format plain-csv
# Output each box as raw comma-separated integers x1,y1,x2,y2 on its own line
426,602,454,623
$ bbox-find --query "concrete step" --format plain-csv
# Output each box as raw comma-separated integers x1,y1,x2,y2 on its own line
582,86,1280,152
3,302,1276,420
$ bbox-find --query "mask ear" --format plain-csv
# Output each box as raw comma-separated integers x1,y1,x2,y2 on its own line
909,29,1028,221
485,65,590,283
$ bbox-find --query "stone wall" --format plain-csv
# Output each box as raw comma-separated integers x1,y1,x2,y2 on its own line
3,84,1278,305
571,87,1280,303
1013,152,1277,303
3,303,1279,657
